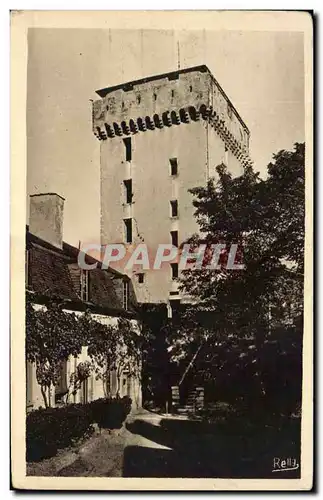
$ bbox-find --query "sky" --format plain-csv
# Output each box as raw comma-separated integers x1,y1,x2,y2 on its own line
27,29,304,247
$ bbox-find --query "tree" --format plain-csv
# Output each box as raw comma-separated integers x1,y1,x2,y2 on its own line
86,316,143,397
140,304,171,408
26,296,87,407
115,318,142,395
169,143,304,414
65,360,93,404
26,293,145,407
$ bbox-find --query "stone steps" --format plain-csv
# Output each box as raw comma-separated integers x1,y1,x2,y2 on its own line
177,407,194,414
172,386,205,414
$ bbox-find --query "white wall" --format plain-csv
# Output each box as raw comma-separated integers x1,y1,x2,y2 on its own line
26,304,142,411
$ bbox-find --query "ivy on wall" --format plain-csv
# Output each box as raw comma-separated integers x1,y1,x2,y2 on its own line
26,294,142,408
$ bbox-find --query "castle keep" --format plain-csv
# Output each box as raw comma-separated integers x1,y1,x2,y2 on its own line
92,65,251,305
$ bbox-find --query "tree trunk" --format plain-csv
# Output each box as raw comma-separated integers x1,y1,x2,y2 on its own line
116,374,120,396
103,369,109,398
179,344,203,387
116,364,123,396
41,385,49,408
254,322,267,404
104,356,110,398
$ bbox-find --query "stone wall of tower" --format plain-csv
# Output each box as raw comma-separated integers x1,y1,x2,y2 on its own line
92,66,250,162
93,66,250,304
100,119,207,304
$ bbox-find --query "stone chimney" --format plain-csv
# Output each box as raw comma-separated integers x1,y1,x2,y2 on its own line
29,193,65,249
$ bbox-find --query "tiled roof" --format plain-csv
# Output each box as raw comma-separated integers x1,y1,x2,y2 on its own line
88,268,120,309
26,230,137,313
28,243,77,300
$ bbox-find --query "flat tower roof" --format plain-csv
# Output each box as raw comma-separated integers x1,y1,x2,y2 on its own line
96,64,249,134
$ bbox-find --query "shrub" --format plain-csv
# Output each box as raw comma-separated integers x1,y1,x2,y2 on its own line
26,404,94,462
89,396,132,429
26,396,132,462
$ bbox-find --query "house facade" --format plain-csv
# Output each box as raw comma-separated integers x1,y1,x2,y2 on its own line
92,65,251,307
26,193,142,412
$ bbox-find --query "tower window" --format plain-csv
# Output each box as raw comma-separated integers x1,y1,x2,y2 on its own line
123,137,132,162
124,218,132,243
189,85,193,92
123,280,129,310
170,299,181,318
169,158,178,176
171,89,175,98
170,230,178,247
137,273,145,284
170,200,178,218
171,263,179,280
123,179,133,204
153,93,157,101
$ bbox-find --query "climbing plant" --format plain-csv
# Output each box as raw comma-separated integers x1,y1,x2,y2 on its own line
87,317,142,396
25,295,89,407
26,294,143,407
65,360,93,404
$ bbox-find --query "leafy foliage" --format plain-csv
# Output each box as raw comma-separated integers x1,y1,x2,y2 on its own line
87,317,142,396
26,295,143,406
26,297,88,407
65,360,93,403
26,404,94,462
140,304,171,407
89,395,132,430
168,143,305,415
26,396,132,462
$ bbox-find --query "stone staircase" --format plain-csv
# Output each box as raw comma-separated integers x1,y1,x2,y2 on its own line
174,387,204,415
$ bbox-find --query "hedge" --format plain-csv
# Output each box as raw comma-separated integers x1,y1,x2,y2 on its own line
89,396,132,430
26,396,132,462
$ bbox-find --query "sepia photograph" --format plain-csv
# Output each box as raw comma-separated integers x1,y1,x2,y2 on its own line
10,10,313,491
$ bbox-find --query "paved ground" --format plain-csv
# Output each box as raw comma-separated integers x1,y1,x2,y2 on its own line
125,412,174,451
122,411,301,478
123,411,178,477
56,410,175,477
29,410,300,478
122,411,233,478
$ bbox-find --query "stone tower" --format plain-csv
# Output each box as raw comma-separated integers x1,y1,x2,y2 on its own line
92,65,251,305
